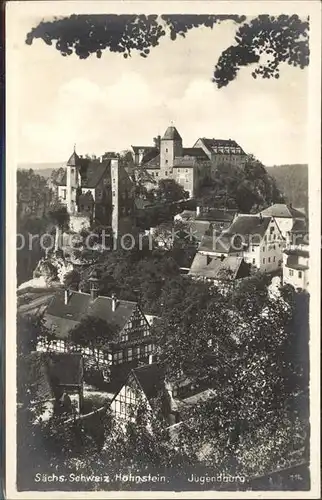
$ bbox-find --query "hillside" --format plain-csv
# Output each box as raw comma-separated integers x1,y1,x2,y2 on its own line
18,162,64,179
266,164,308,211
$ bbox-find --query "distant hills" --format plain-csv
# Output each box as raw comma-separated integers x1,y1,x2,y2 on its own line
18,162,64,179
266,164,308,211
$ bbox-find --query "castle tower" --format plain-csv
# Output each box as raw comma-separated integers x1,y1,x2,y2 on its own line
111,158,119,241
160,125,183,175
66,147,81,214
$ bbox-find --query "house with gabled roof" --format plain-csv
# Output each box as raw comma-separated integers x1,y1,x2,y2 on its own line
39,274,156,383
258,203,307,240
109,362,219,428
196,214,284,274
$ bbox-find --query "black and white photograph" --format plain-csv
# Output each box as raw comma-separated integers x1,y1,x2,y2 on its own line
5,1,321,498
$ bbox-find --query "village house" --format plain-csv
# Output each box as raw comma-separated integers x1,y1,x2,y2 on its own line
38,274,157,383
196,213,284,274
56,149,135,237
174,207,238,246
24,351,84,421
109,363,217,428
282,219,309,291
188,254,250,284
259,203,307,240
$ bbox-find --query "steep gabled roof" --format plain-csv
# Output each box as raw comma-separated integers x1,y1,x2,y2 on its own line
198,233,232,254
182,148,209,160
26,351,83,402
45,290,137,338
189,254,247,280
142,154,160,169
133,363,165,400
225,215,271,238
57,159,110,188
198,138,245,154
260,204,306,219
162,126,182,141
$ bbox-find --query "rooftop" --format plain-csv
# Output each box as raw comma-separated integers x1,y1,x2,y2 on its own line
162,126,182,141
260,204,307,219
189,254,247,280
58,158,111,188
26,351,83,402
45,290,137,338
199,138,246,154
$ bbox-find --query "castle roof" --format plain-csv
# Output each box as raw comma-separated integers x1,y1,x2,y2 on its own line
67,151,80,166
57,159,111,188
198,138,246,154
162,126,182,141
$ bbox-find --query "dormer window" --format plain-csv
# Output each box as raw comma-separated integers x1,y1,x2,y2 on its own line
71,168,74,174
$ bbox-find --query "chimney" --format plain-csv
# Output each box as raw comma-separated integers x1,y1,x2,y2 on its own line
64,289,71,305
89,271,100,301
111,293,118,312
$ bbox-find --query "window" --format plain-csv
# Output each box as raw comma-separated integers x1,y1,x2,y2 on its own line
71,168,75,174
252,258,256,264
264,236,267,242
166,148,168,152
165,171,168,176
289,269,294,276
268,257,271,263
112,191,116,196
127,348,133,361
186,169,188,173
165,160,168,164
62,189,66,200
114,351,123,363
298,271,302,278
263,246,265,252
156,172,159,177
263,258,266,264
252,247,255,252
270,226,274,234
121,331,128,342
273,256,276,262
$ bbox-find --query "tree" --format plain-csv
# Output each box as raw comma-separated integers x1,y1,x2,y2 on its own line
47,201,70,252
25,14,309,88
155,179,189,203
197,156,285,212
69,316,117,372
63,269,81,290
156,273,306,456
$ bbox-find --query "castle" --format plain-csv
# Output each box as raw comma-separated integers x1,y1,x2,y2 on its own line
56,150,134,237
131,125,247,197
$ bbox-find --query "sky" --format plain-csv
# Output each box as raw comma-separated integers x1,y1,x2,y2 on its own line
14,15,308,166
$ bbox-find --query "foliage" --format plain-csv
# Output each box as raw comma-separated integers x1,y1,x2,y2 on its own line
48,201,70,230
267,164,308,212
197,156,285,212
154,179,189,203
25,14,309,87
63,269,81,290
69,316,117,371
